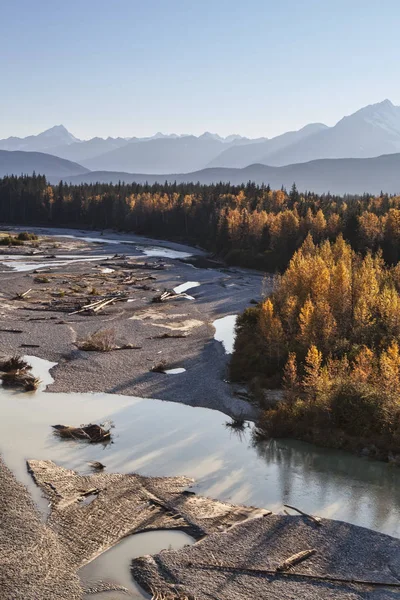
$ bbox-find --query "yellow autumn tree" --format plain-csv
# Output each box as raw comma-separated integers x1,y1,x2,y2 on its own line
380,341,400,390
302,345,323,397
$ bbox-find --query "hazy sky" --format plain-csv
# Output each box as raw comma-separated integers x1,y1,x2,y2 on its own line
2,0,400,140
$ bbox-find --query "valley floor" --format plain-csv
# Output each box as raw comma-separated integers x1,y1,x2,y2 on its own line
1,227,400,599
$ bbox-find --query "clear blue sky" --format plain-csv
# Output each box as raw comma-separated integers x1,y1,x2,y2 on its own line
1,0,400,140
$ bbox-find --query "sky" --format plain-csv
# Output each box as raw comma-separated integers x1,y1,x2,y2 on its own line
1,0,400,140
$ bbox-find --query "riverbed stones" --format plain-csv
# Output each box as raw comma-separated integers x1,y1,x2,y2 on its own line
131,514,400,600
0,458,82,599
27,460,269,568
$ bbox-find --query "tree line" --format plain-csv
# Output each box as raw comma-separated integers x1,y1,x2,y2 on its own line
2,174,400,270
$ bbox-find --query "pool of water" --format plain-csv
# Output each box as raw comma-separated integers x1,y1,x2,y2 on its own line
59,235,193,259
1,356,400,538
80,530,194,599
0,255,113,272
213,315,238,354
138,246,192,259
173,281,200,294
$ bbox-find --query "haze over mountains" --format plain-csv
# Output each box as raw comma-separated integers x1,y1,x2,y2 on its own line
1,100,400,194
0,150,89,179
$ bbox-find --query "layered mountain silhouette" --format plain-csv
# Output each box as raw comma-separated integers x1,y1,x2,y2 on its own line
1,148,400,194
2,100,400,194
0,125,79,153
59,154,400,195
2,100,400,174
0,150,89,178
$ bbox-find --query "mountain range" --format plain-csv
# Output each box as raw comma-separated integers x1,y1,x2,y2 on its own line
2,100,400,174
57,153,400,195
1,100,400,194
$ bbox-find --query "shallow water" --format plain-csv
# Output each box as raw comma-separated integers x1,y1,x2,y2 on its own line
1,356,400,539
59,234,193,259
0,254,113,272
80,530,194,598
138,245,192,259
173,281,200,294
164,368,186,374
213,315,238,354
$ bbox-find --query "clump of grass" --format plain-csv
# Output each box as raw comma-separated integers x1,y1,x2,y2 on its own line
77,329,116,352
150,360,168,373
0,235,24,246
34,275,50,283
225,416,246,431
0,354,30,372
0,354,39,391
52,423,112,443
17,231,38,241
1,370,40,391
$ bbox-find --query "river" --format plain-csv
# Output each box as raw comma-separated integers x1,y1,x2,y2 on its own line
1,227,400,595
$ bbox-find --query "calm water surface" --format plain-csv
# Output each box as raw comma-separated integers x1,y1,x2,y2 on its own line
80,530,194,599
0,356,399,538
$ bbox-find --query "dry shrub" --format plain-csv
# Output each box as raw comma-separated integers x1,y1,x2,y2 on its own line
53,423,112,443
150,360,168,373
0,355,30,372
225,416,246,431
17,231,38,241
1,370,40,391
78,329,115,352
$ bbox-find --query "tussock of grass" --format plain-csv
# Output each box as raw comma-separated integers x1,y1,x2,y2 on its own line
0,355,30,372
17,231,38,241
225,416,246,431
150,360,168,373
77,329,115,352
1,370,40,391
53,423,112,443
0,235,24,246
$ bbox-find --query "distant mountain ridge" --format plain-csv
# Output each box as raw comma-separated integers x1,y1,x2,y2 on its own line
1,147,400,195
2,100,400,173
0,125,79,153
60,153,400,196
0,150,89,178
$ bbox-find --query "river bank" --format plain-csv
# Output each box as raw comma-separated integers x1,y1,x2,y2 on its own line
0,227,263,419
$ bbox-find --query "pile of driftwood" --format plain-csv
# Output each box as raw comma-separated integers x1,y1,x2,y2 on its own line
122,274,156,285
69,293,128,315
152,289,193,303
101,261,165,271
52,423,112,443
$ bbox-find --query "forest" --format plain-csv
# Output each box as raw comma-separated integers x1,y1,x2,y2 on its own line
231,236,400,460
2,174,400,271
3,175,400,456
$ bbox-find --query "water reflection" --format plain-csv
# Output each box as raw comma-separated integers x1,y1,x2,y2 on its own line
80,530,194,599
213,315,237,354
173,281,200,294
0,255,112,272
1,357,400,538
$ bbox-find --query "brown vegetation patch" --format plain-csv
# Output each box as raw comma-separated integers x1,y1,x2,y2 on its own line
77,329,116,352
0,354,30,372
52,423,112,443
